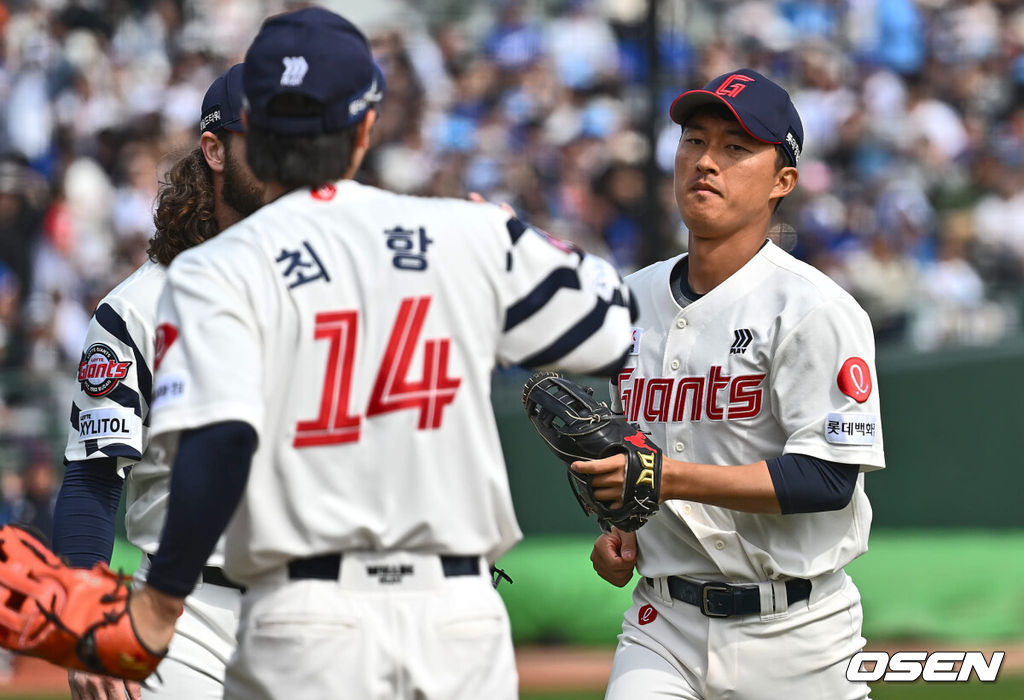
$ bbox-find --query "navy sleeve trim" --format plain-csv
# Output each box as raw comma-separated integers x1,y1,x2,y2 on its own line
504,267,581,331
104,383,144,422
766,453,859,514
519,290,628,368
51,459,123,568
95,303,153,406
506,217,528,243
98,444,144,461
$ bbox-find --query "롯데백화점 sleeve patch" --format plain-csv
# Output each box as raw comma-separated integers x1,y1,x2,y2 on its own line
824,412,877,445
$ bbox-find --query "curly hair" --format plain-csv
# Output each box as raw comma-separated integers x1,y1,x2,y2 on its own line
148,147,217,266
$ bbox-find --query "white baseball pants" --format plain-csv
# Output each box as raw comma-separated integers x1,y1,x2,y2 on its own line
225,551,517,700
605,570,870,699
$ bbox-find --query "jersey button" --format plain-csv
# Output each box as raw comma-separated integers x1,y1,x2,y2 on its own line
669,359,680,370
682,504,692,515
714,541,725,550
674,441,684,453
676,318,687,329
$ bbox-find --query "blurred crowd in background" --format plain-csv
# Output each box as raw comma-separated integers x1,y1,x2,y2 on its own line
1,0,1024,514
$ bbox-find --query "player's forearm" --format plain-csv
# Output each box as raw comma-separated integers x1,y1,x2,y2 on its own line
52,459,123,567
660,458,782,514
146,421,255,598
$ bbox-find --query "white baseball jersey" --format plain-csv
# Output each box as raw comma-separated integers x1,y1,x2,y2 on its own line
64,260,227,565
615,240,885,582
148,179,635,584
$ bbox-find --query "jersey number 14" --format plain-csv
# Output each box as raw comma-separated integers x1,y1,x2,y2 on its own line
294,296,461,447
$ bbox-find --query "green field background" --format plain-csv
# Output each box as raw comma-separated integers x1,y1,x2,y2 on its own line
106,530,1024,646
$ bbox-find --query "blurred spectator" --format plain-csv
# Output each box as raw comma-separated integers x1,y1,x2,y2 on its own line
1,0,1024,468
0,442,58,540
0,154,48,368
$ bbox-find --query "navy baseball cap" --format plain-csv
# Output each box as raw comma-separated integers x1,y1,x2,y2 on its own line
200,64,245,134
242,7,384,135
669,69,804,167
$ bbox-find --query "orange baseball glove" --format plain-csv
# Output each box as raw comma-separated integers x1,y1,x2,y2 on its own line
0,525,165,681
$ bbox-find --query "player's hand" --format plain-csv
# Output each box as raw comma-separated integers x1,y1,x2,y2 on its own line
68,669,142,700
590,527,637,587
468,191,516,216
572,454,627,508
127,585,183,655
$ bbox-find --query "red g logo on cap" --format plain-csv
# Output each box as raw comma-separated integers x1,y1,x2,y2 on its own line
714,74,754,98
837,357,872,403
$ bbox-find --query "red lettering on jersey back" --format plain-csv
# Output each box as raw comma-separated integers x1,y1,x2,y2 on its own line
837,357,872,403
154,324,178,372
638,604,658,625
295,311,361,447
367,296,461,429
294,297,462,448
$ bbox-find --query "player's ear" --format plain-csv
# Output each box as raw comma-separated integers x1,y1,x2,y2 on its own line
356,109,377,151
200,132,226,174
343,110,378,179
771,166,798,201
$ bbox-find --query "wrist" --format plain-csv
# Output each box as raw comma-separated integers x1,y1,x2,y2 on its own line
136,585,184,624
658,456,683,502
127,585,183,653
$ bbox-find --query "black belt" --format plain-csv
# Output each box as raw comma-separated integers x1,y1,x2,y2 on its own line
646,576,811,618
287,553,480,580
146,555,246,592
202,566,246,592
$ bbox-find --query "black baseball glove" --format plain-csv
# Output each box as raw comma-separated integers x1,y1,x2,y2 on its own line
521,372,661,532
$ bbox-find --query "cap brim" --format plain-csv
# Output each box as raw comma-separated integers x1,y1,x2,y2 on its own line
668,90,780,145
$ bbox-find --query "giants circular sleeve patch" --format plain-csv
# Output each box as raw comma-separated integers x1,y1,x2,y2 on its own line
78,344,133,397
837,357,872,403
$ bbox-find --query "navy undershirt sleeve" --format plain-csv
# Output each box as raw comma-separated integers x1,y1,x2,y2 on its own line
765,453,860,514
51,459,123,568
145,421,256,598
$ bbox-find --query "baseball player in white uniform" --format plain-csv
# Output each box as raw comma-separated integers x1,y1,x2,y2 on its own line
579,70,886,699
116,8,636,700
51,64,264,699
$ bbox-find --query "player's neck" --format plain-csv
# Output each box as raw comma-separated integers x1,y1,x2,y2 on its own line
263,182,289,201
215,201,242,231
685,226,769,294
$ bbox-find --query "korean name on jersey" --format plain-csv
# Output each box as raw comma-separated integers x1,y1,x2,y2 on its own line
148,181,635,584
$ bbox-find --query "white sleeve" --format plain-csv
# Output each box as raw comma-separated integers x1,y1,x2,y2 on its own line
771,298,885,471
148,246,265,440
495,218,636,375
64,297,150,475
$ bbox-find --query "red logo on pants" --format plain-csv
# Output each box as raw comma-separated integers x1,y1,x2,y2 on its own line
638,604,658,625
